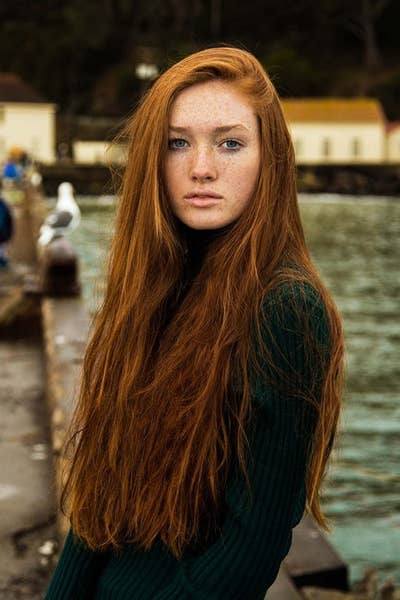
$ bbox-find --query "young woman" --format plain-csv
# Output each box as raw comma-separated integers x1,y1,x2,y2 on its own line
45,46,345,599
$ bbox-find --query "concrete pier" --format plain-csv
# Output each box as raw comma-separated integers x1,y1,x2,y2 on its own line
41,295,90,537
0,184,57,598
0,326,56,599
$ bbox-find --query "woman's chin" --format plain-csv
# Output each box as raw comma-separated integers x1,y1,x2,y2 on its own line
177,214,233,231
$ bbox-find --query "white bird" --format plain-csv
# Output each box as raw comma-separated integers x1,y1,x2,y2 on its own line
38,182,81,246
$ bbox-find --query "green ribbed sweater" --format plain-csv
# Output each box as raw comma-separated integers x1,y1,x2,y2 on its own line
44,229,330,600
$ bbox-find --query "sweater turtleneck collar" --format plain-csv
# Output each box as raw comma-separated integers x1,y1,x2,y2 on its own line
176,219,235,271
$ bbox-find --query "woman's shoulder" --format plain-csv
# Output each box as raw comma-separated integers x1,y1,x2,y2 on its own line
264,272,320,299
261,278,330,348
263,278,325,314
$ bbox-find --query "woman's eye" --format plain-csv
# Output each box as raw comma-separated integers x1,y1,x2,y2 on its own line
168,138,188,149
221,140,241,150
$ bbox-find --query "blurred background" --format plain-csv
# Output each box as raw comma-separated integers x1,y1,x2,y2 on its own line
0,1,399,599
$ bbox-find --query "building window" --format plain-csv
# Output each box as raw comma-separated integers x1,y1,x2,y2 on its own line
352,138,361,157
322,138,331,158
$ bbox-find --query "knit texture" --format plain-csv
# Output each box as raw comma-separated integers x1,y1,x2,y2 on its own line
45,228,330,599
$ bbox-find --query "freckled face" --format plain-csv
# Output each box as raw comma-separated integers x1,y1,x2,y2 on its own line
164,80,261,230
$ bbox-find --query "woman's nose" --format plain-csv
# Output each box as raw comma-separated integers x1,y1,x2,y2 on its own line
190,149,217,181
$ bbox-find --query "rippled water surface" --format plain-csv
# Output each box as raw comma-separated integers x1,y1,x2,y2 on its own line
59,193,400,586
299,195,400,586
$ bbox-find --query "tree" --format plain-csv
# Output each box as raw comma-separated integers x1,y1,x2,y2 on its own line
334,0,390,70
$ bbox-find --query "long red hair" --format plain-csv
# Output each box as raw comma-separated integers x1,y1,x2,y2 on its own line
60,46,345,559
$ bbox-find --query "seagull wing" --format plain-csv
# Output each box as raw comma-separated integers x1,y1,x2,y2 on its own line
44,210,73,228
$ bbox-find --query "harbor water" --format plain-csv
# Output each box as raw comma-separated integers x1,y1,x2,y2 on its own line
60,193,400,587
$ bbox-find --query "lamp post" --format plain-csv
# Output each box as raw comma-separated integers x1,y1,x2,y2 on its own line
135,63,159,97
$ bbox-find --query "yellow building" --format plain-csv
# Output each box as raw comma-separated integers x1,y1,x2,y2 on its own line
0,73,56,164
281,98,386,165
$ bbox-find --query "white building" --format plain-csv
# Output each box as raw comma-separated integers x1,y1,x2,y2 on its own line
0,73,56,164
73,140,126,165
281,98,386,165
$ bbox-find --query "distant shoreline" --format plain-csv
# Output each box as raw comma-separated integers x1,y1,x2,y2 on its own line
40,163,400,197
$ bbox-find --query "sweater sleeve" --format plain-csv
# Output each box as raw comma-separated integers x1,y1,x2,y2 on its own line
44,527,109,599
153,282,331,600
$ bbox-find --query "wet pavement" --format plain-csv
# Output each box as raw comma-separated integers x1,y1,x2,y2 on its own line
0,187,74,598
0,324,57,599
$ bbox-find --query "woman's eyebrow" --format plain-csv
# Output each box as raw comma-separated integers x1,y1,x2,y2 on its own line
169,124,249,133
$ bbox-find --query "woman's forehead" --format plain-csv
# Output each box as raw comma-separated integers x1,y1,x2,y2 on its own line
169,80,257,131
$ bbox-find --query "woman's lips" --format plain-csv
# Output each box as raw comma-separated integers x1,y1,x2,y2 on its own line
184,195,222,207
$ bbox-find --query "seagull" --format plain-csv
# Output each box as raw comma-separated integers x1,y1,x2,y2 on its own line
38,182,81,246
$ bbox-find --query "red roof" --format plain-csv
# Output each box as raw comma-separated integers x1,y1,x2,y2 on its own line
0,72,48,103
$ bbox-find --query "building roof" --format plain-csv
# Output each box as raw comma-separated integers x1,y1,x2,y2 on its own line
281,98,386,124
0,72,48,103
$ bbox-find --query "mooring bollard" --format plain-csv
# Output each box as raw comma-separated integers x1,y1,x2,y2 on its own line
38,237,81,297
